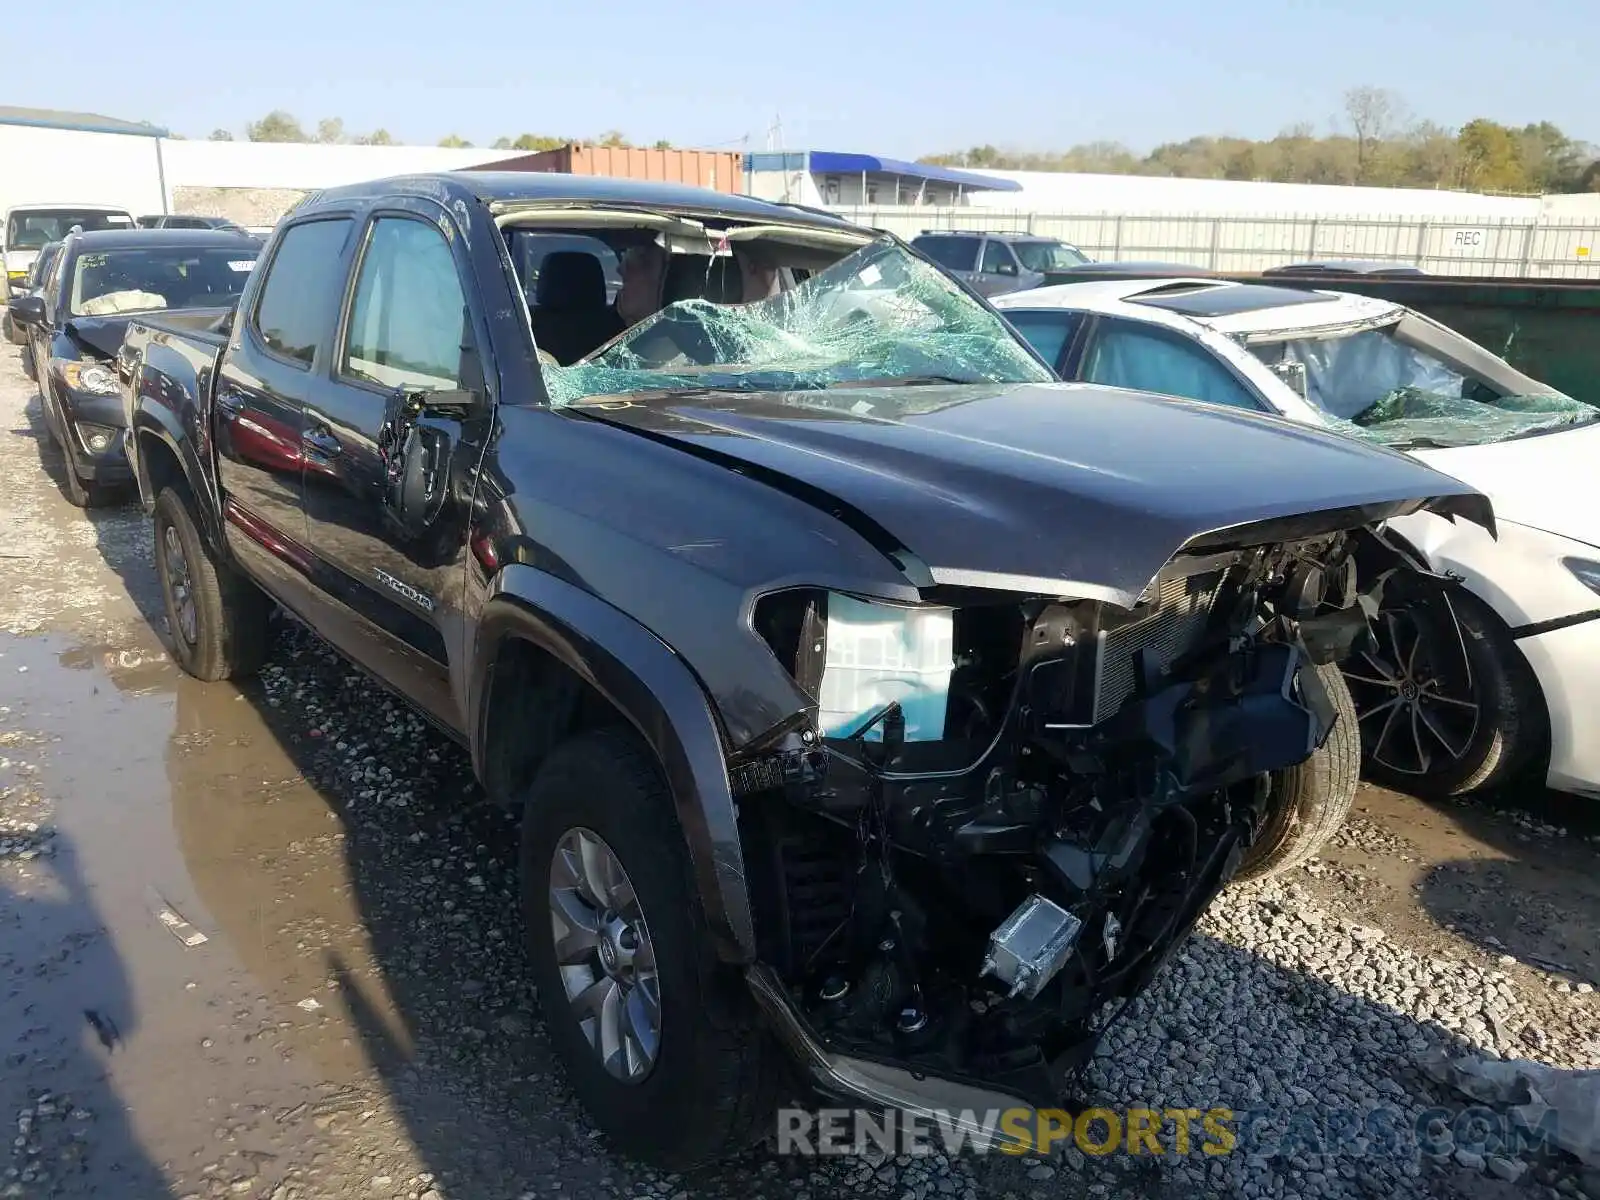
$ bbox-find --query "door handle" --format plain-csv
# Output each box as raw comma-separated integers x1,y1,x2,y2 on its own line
302,426,342,458
215,389,245,417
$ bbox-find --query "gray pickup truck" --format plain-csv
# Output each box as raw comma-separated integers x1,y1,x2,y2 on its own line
119,172,1490,1168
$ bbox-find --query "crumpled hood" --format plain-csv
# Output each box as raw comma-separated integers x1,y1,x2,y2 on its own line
63,314,132,360
1412,419,1600,550
577,381,1492,607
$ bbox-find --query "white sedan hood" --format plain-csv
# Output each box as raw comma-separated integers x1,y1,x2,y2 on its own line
1412,420,1600,549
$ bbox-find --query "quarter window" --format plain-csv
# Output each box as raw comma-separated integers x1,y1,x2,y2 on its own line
252,218,353,367
343,217,469,391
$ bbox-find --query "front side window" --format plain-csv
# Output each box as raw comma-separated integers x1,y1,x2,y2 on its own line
1001,310,1082,373
1013,240,1089,271
6,209,134,249
980,240,1017,276
1081,319,1261,411
253,218,353,366
343,217,468,391
68,246,259,316
912,236,979,272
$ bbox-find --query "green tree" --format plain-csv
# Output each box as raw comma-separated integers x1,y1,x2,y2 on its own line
315,117,345,144
1456,119,1530,192
652,138,672,150
208,129,235,141
356,128,395,146
509,134,568,152
596,129,629,148
246,110,307,143
438,134,474,148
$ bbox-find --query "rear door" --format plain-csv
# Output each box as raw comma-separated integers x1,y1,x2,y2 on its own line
215,215,356,603
298,201,495,726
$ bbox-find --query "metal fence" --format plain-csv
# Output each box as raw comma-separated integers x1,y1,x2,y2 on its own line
826,206,1600,279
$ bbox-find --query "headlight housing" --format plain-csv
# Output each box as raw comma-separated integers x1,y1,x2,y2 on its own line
56,361,120,396
1563,557,1600,597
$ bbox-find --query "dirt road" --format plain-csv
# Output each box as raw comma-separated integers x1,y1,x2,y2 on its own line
0,355,1595,1200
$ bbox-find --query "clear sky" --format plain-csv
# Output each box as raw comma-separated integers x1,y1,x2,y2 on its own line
12,0,1595,155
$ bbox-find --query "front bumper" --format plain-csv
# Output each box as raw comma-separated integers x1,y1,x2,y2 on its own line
1516,613,1600,798
56,388,132,483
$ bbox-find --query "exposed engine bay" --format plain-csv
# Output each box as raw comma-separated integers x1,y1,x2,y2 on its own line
732,529,1376,1106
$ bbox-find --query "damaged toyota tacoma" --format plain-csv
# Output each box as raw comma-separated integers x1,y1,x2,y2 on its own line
120,173,1493,1168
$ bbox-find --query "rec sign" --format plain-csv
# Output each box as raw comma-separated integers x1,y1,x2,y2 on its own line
1448,228,1487,251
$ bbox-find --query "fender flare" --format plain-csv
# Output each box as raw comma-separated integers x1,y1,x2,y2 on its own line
130,387,226,557
471,564,756,963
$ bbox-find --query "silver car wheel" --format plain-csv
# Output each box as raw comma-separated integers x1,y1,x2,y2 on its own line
549,827,661,1082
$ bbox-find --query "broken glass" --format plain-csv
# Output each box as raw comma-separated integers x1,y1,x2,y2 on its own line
543,237,1054,406
1257,323,1598,450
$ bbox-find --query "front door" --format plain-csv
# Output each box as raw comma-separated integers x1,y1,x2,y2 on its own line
214,216,355,603
300,206,493,728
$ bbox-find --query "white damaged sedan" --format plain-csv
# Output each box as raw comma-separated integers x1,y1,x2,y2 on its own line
996,278,1600,801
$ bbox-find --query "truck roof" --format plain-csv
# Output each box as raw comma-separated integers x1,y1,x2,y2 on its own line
59,229,262,253
298,172,862,231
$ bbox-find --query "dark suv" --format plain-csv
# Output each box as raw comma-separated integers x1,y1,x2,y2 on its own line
911,230,1091,296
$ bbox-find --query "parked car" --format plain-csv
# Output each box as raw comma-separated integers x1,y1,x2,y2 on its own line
2,203,136,299
6,227,260,507
2,238,63,349
994,277,1600,801
910,230,1091,296
137,213,252,235
120,172,1487,1168
1263,260,1430,278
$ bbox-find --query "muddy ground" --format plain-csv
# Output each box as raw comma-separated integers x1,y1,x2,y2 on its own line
0,354,1596,1200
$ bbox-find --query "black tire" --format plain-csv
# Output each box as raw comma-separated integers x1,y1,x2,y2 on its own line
520,727,784,1170
153,486,271,682
1346,579,1545,799
1235,663,1361,881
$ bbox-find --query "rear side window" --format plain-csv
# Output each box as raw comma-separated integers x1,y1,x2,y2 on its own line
1002,310,1081,373
251,218,353,367
913,235,978,272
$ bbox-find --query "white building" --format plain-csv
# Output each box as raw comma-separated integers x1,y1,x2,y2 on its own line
0,107,170,219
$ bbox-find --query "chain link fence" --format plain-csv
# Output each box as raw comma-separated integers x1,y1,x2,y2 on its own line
827,206,1600,279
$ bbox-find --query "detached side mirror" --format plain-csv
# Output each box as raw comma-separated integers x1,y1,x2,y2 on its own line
7,293,45,328
1268,359,1309,401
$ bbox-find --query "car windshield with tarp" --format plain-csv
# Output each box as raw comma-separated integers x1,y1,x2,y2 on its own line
543,237,1053,405
1248,312,1598,450
68,247,258,317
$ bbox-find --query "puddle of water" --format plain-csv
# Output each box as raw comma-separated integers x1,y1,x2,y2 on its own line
0,632,408,1190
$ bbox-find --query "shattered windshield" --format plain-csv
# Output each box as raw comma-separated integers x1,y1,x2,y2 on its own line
1251,319,1598,450
543,237,1054,405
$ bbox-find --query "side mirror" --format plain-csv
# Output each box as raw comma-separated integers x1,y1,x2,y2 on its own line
1268,359,1309,401
996,262,1018,277
379,388,478,538
7,293,45,328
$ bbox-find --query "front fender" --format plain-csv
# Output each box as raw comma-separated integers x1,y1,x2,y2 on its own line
129,358,226,557
472,565,755,962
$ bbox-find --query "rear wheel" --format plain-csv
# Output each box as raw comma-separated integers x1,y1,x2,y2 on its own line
153,486,271,681
1235,663,1360,881
520,728,783,1169
1344,577,1545,798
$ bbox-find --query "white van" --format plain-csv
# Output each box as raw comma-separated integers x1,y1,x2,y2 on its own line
2,203,136,298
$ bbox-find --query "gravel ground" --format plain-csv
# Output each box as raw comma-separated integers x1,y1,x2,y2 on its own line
0,355,1597,1200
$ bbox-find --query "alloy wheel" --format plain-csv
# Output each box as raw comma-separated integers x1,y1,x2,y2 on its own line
548,827,661,1082
1343,599,1481,777
163,524,199,645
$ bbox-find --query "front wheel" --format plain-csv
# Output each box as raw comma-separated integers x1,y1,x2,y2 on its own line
520,728,783,1169
1344,578,1546,798
1235,663,1360,881
153,487,271,681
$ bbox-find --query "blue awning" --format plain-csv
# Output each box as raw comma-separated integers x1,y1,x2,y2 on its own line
805,152,1022,193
